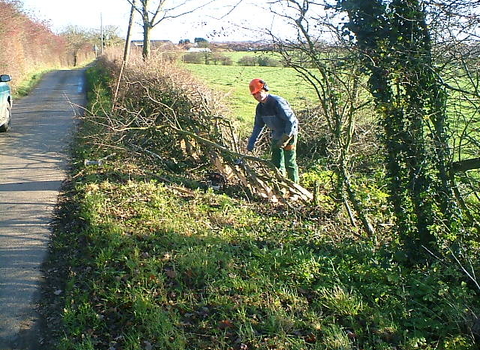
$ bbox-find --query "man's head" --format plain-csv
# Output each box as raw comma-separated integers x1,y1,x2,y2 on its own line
249,78,269,103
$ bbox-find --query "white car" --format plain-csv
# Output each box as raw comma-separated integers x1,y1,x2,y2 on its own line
0,74,12,132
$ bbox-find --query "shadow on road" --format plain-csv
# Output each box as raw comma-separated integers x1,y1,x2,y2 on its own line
0,181,63,192
0,68,86,349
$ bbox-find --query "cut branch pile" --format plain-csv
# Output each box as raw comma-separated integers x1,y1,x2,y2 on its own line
95,55,313,204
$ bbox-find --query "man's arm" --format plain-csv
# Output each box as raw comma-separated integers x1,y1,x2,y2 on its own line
277,97,298,138
247,111,265,151
247,123,264,151
275,96,298,137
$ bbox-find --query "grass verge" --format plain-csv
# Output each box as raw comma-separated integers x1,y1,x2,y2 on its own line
12,67,53,98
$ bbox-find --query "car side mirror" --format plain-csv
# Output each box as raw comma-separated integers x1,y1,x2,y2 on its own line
0,75,11,82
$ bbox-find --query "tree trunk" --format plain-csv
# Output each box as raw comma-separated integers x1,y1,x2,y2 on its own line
339,0,460,261
142,25,152,60
142,0,151,60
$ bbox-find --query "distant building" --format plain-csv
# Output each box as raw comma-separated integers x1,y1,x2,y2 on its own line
187,47,212,53
131,40,174,50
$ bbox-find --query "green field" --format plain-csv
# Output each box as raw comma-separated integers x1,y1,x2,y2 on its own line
217,50,282,64
183,63,318,133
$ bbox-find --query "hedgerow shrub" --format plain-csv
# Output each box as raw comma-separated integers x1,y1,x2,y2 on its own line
90,52,234,178
182,52,204,64
258,55,281,67
0,1,93,90
237,55,282,67
238,56,257,66
212,53,233,66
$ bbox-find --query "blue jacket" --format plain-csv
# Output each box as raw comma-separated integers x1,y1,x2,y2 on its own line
247,94,298,151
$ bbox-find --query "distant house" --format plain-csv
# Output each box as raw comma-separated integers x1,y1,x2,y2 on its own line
131,39,175,50
187,47,211,53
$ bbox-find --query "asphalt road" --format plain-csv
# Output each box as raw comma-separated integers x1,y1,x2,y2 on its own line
0,68,86,349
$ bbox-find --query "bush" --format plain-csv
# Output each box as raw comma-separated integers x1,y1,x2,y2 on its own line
258,55,281,67
238,56,257,66
161,51,181,63
221,56,233,65
212,53,233,66
183,52,204,64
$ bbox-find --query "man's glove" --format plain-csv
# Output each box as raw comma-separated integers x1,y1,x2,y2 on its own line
276,133,291,149
234,157,244,165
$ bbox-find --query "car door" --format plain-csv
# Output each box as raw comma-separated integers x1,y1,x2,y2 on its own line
0,74,12,132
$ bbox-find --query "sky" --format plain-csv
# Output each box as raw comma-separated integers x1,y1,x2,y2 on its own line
19,0,287,43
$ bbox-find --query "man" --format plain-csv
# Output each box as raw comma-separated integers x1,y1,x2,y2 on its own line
247,78,299,183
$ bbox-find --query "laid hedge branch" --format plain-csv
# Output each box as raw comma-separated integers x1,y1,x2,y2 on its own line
452,157,480,173
174,127,314,204
115,122,313,204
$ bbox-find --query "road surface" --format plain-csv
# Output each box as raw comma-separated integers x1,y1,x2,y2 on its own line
0,68,86,349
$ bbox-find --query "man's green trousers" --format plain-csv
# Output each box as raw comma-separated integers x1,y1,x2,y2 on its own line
271,135,299,184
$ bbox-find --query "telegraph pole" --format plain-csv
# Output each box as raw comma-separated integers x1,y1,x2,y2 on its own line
100,13,104,55
123,0,136,63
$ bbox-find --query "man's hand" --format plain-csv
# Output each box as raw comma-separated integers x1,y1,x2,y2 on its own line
276,133,291,149
234,157,244,165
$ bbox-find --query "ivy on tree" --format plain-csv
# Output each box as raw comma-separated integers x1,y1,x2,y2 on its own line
338,0,459,261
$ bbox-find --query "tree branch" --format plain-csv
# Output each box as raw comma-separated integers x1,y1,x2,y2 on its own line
452,157,480,173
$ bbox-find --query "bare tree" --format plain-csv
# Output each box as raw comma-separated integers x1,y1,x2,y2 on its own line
126,0,216,60
61,25,95,66
267,0,376,235
99,25,124,49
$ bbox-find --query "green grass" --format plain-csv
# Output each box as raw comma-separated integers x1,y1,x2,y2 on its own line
49,173,478,350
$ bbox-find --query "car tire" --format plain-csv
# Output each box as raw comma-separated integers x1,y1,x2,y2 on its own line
0,105,11,132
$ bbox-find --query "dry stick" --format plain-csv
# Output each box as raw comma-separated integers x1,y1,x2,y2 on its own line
450,249,480,293
112,61,126,111
424,244,480,294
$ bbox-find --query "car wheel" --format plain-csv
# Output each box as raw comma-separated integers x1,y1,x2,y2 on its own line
0,105,11,132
